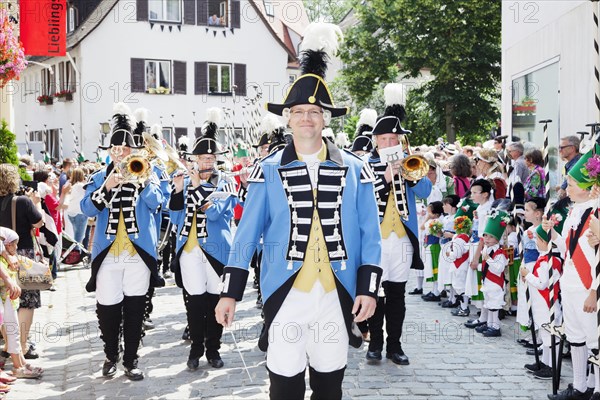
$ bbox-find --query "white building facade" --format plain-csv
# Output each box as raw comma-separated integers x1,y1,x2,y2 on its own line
13,0,308,162
501,1,600,152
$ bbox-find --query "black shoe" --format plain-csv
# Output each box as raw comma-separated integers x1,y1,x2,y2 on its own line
452,307,470,317
408,288,423,295
421,292,441,302
475,323,489,333
386,351,409,365
589,392,600,400
143,319,155,330
208,357,224,368
533,364,553,380
482,327,501,337
526,347,543,356
464,319,486,329
547,384,593,400
366,350,382,362
524,361,543,373
24,348,39,359
523,341,539,349
124,366,144,381
187,357,200,371
102,359,117,377
441,300,459,308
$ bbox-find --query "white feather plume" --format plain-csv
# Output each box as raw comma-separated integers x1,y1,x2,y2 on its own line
261,114,284,134
300,22,344,57
322,128,334,138
384,83,405,107
205,107,223,126
113,102,132,117
150,123,162,137
178,135,190,147
335,132,350,148
134,108,149,124
357,109,378,129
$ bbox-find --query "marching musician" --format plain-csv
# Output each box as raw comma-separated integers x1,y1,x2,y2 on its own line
365,83,432,366
169,108,238,371
81,103,165,381
216,22,382,400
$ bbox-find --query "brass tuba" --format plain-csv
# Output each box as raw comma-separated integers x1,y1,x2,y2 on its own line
399,134,429,181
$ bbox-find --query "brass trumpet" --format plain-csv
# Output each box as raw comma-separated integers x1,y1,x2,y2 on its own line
399,134,429,181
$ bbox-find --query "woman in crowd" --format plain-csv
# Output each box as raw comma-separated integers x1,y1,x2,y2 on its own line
0,227,43,379
0,164,44,360
449,154,472,198
65,168,88,244
475,149,507,200
524,149,545,200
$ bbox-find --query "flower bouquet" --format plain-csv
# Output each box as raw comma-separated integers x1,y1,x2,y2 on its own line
428,219,444,237
582,154,600,189
454,216,472,235
0,9,27,88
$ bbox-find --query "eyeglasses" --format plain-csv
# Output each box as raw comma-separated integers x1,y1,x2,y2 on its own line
290,109,323,119
559,145,574,151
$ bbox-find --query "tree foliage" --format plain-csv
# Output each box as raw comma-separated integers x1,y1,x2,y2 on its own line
339,0,501,144
303,0,353,23
0,119,30,181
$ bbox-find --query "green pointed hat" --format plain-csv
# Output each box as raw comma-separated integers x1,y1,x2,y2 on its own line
535,198,570,242
483,209,510,241
455,198,478,221
568,143,600,190
234,144,248,158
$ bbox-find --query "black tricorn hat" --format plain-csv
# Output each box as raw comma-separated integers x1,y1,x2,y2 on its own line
351,135,374,153
253,133,270,148
188,108,226,155
266,23,348,118
372,83,409,136
99,103,143,150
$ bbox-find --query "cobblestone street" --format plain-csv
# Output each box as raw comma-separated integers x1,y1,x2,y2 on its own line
7,264,571,399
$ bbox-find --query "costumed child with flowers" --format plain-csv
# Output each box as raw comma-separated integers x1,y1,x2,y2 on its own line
445,203,475,317
420,201,444,302
545,144,600,400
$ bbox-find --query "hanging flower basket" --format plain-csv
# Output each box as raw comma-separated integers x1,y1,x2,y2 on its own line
0,9,27,88
37,95,53,105
54,90,73,102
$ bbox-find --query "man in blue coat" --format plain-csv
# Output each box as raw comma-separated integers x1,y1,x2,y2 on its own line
216,23,382,400
365,83,432,366
81,103,165,381
170,108,238,371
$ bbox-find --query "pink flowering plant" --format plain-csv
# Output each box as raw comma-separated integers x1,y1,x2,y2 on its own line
583,154,600,189
0,9,27,88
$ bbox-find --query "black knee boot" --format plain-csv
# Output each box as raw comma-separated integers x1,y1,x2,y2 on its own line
96,302,122,377
309,366,345,400
122,295,146,380
205,293,224,367
268,368,305,400
184,291,207,369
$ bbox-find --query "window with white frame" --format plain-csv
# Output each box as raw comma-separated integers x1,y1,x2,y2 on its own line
149,0,182,23
29,131,43,142
263,0,274,16
67,5,76,33
145,60,171,92
161,127,174,146
208,63,231,94
207,0,228,26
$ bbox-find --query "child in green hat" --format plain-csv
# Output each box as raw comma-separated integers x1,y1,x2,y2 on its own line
543,145,600,400
478,209,511,337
